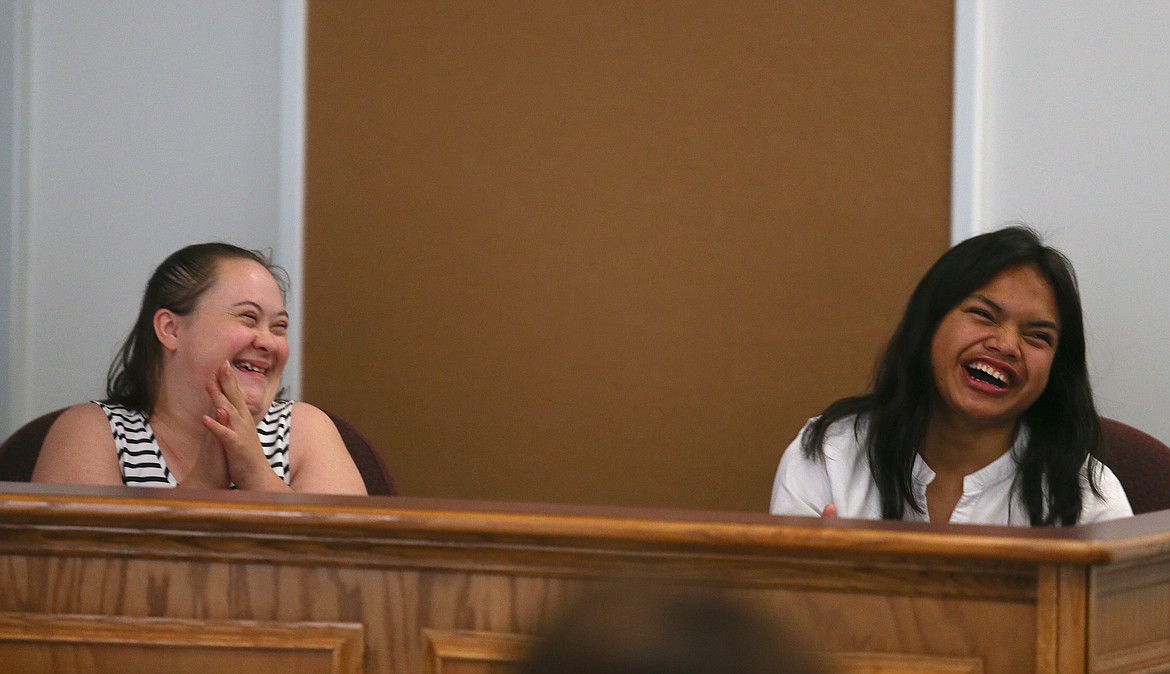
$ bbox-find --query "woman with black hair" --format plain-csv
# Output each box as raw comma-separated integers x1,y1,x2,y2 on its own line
770,226,1131,525
32,242,367,494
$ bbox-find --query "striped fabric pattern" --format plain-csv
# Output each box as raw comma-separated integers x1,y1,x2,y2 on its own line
95,400,293,488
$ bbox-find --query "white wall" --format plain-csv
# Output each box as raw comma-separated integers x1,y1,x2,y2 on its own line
960,1,1170,443
0,0,21,436
0,0,304,438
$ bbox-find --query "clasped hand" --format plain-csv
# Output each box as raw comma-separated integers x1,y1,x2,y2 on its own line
186,361,278,490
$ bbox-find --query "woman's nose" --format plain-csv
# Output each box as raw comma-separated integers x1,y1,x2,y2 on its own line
253,327,276,351
986,327,1021,358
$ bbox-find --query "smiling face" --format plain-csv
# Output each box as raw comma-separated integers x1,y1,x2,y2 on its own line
929,264,1060,432
163,257,290,419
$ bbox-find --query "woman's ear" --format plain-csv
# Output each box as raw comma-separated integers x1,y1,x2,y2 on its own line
154,309,180,351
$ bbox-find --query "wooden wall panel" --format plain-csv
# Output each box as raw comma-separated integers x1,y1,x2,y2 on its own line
7,487,1170,673
1090,558,1170,673
0,614,362,674
424,630,532,674
304,1,954,510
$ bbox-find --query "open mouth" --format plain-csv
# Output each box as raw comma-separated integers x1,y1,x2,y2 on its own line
965,362,1009,389
233,360,269,376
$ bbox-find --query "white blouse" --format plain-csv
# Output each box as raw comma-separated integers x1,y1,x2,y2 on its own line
770,415,1133,526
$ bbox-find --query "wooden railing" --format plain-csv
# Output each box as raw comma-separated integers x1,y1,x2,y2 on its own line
1,482,1168,673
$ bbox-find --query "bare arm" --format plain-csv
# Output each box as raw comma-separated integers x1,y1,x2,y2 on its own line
30,403,123,486
288,403,368,495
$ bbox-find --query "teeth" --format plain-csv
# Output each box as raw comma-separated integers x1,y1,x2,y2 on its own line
969,362,1008,386
234,362,265,374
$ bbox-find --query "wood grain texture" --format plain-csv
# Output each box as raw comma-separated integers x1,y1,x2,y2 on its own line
0,613,362,674
1034,564,1089,673
834,652,985,674
2,485,1170,673
424,629,532,674
1089,556,1170,673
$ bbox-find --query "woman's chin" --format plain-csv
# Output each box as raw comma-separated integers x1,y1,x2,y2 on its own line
241,392,270,420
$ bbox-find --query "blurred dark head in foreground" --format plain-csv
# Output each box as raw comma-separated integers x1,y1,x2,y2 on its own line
520,585,830,674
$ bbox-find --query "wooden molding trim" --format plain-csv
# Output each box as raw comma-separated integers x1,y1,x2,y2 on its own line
836,651,984,673
0,486,1046,601
0,613,365,674
1092,640,1170,674
419,631,991,674
424,629,532,674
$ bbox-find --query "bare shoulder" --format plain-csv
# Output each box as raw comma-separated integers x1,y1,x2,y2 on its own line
44,403,113,444
290,402,341,437
288,402,367,495
32,402,121,485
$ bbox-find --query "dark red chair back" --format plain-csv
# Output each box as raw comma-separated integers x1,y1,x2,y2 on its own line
1097,417,1170,515
0,408,66,482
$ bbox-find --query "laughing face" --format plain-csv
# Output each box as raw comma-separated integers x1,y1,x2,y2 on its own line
167,257,290,420
929,264,1060,432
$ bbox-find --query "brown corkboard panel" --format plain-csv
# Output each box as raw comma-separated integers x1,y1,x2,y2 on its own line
304,1,953,511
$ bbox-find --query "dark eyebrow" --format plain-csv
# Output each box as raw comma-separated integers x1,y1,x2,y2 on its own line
971,294,1060,333
232,301,289,319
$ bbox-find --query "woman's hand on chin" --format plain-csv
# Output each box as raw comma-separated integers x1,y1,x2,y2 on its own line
201,360,289,492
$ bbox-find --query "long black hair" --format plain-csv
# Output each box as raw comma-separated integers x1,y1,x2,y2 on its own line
801,225,1101,525
105,242,287,416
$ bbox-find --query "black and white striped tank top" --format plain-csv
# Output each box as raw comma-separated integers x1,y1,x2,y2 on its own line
95,399,293,487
